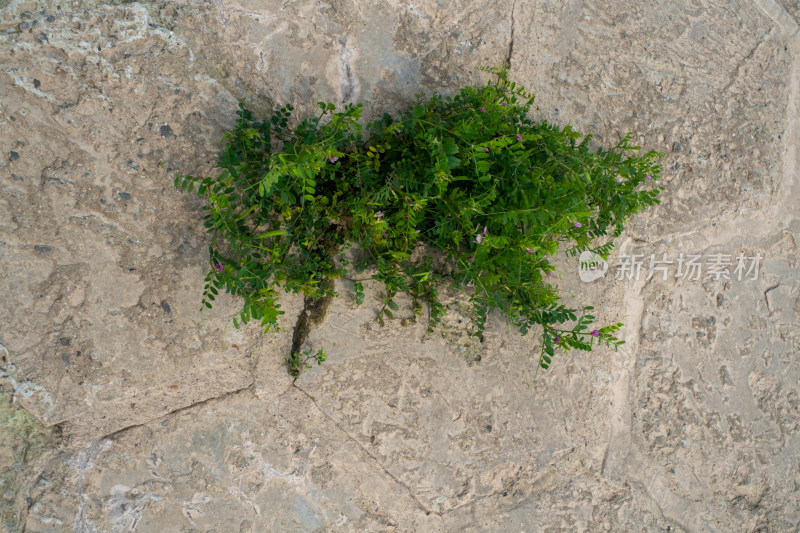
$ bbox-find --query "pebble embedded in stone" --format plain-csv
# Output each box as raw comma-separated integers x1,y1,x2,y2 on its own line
9,151,19,161
160,124,174,138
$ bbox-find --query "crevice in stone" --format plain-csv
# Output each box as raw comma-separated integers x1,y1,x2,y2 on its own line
764,282,780,310
505,0,518,69
293,383,438,517
287,235,341,376
289,286,335,371
60,383,255,447
338,38,358,104
718,37,765,95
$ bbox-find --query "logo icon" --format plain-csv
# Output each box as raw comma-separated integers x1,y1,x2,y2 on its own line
578,251,608,282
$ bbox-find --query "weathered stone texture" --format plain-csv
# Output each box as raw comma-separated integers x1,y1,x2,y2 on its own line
1,0,799,531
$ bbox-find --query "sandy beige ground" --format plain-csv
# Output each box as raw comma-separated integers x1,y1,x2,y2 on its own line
1,0,799,531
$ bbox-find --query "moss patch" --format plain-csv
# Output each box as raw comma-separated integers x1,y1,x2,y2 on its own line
0,391,52,531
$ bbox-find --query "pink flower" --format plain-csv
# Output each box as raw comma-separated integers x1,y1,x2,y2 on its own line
375,211,384,219
516,134,523,142
329,156,339,163
475,234,484,244
573,221,582,228
482,226,487,235
525,247,535,254
215,263,223,272
500,102,507,106
554,336,561,344
468,254,475,261
484,147,490,153
479,107,486,113
591,329,599,337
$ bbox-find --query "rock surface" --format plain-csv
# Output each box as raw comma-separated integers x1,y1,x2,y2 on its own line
1,0,798,531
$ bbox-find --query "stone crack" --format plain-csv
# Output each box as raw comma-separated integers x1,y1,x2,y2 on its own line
292,383,438,517
505,0,517,69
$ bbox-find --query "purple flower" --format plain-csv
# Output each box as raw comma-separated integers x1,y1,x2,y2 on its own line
468,254,475,261
554,336,561,344
546,272,553,277
215,263,223,272
500,102,507,107
479,107,486,113
591,329,600,337
646,174,653,180
525,247,535,254
329,156,339,163
484,147,490,153
516,134,523,142
482,226,487,235
475,234,484,244
573,221,582,228
375,211,384,219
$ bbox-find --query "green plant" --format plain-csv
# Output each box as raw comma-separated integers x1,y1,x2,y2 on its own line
176,67,662,374
286,348,328,378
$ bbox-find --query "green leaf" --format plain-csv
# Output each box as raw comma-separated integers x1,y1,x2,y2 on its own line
447,156,461,169
255,229,288,239
442,137,459,155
